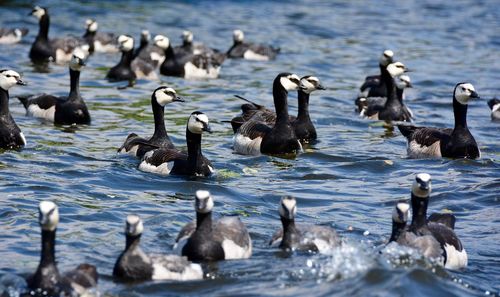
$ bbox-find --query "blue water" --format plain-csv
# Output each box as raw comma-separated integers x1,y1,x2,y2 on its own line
0,0,499,296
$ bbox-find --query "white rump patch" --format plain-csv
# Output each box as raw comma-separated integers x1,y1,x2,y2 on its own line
184,62,220,79
55,49,72,63
221,239,252,260
27,104,56,122
408,140,442,158
243,50,269,61
138,159,174,175
443,244,467,270
152,262,203,281
0,33,22,44
233,134,262,156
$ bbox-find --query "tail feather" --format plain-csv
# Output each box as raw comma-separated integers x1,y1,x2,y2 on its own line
397,124,417,138
16,94,33,109
234,95,263,110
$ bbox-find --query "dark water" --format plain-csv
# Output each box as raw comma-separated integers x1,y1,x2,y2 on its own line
1,0,499,296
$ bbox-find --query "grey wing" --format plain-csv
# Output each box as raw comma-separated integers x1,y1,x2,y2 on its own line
269,228,283,246
428,222,464,252
428,213,456,230
149,254,192,273
301,225,341,249
60,263,98,294
237,118,273,140
51,35,83,53
96,32,117,45
175,221,196,243
248,43,279,59
360,75,381,92
118,133,151,153
213,216,251,249
403,232,443,259
142,148,186,167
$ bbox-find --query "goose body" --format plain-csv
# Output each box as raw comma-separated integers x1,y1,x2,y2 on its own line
358,50,394,99
173,191,252,262
139,111,214,176
398,83,480,159
0,27,29,44
227,30,280,61
18,50,91,125
119,87,183,158
487,98,500,121
270,196,340,253
107,35,136,82
82,19,118,54
131,30,159,80
233,73,302,155
0,70,27,150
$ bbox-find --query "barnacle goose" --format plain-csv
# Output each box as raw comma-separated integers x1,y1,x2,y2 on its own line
0,69,27,150
357,49,394,99
487,98,500,121
227,30,280,61
82,19,118,54
0,27,29,44
106,35,136,82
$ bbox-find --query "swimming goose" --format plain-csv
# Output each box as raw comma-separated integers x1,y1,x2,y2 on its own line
106,35,136,82
0,69,27,150
227,30,280,61
158,36,225,79
132,34,168,70
357,74,412,115
407,173,468,269
139,111,214,176
119,86,184,158
29,6,87,63
270,196,340,253
113,214,203,281
82,19,118,54
175,30,214,56
487,98,500,121
360,62,413,122
18,49,91,125
0,27,29,44
130,30,159,80
26,201,98,296
233,72,302,155
398,83,480,159
358,49,394,99
173,190,252,262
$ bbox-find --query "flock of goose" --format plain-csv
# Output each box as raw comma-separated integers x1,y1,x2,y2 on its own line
0,5,496,297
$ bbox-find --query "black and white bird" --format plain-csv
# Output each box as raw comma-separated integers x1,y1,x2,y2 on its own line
227,30,280,61
0,69,27,150
82,19,118,54
173,190,252,262
158,36,225,79
133,30,151,58
398,83,480,159
233,73,302,155
359,62,413,122
0,27,29,44
357,74,413,115
487,98,500,121
139,111,214,176
231,75,325,143
132,34,168,71
175,30,214,56
29,6,87,63
18,49,91,125
118,86,184,158
407,173,468,269
26,201,98,296
269,196,340,253
357,49,394,99
106,35,136,82
113,214,203,281
130,30,159,80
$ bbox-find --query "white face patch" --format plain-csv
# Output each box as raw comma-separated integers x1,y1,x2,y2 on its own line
387,62,406,77
379,50,394,66
412,173,432,198
454,83,476,105
195,191,214,214
182,31,193,43
280,74,300,91
154,35,170,49
393,202,409,223
118,35,134,52
187,113,209,134
86,19,98,32
69,49,86,71
279,197,297,219
233,30,244,42
126,214,144,236
39,201,59,231
32,6,46,20
300,76,321,94
0,70,22,90
154,87,176,106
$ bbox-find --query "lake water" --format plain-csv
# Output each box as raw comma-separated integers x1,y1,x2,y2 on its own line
0,0,499,296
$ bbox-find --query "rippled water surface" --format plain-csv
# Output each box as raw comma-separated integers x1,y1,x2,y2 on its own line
1,0,499,296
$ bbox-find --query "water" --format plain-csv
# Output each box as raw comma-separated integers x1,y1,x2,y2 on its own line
0,0,499,296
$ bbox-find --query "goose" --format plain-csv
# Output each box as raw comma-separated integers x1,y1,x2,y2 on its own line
25,201,98,296
360,62,413,122
118,86,184,158
357,49,394,99
113,214,203,281
0,27,29,44
17,49,91,125
233,72,302,155
133,30,151,58
132,34,169,70
487,98,500,121
398,83,480,159
106,35,136,82
29,6,87,63
227,30,280,61
270,196,340,253
175,30,214,56
230,75,325,143
139,111,214,176
130,30,159,80
158,36,225,79
407,173,468,269
173,190,252,262
357,74,412,115
82,19,118,54
0,69,27,150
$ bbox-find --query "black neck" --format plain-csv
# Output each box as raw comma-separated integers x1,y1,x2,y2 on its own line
165,45,175,59
151,97,167,139
183,40,192,47
68,68,81,101
296,90,310,121
83,30,95,53
280,216,297,245
410,193,428,229
37,15,50,40
389,220,406,242
396,87,404,102
196,211,212,232
186,128,203,172
125,234,141,250
119,49,134,68
40,229,56,267
382,72,399,107
453,98,468,129
0,88,10,116
273,79,290,124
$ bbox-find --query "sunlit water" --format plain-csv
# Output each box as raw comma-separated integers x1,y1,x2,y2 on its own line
0,1,499,296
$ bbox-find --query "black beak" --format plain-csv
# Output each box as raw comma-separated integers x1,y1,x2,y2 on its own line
173,96,185,102
79,59,86,67
16,78,27,86
398,211,406,223
196,198,208,211
470,91,480,99
28,10,35,16
418,181,430,191
404,68,412,73
317,84,326,90
407,82,413,88
202,123,212,133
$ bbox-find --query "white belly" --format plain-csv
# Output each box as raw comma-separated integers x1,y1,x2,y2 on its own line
27,105,56,122
408,140,442,158
243,50,270,61
233,134,262,156
184,62,220,79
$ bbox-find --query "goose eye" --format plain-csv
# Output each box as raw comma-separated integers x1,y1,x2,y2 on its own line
461,87,466,91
